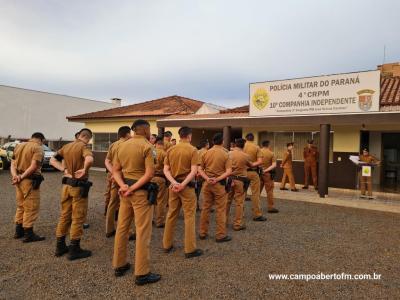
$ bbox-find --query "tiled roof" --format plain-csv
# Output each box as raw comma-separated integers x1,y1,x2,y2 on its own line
380,76,400,107
67,95,204,120
220,105,249,114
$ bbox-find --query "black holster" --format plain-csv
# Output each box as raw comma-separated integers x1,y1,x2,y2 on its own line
269,169,276,181
62,177,92,198
195,179,203,198
30,174,44,190
124,179,159,205
233,176,250,191
224,177,233,193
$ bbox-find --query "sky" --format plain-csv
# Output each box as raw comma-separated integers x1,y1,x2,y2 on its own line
1,0,399,107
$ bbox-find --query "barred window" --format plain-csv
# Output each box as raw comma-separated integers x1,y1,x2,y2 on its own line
93,133,118,152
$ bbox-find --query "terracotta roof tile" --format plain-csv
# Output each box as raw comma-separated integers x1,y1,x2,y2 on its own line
380,76,400,106
67,95,204,120
220,105,249,114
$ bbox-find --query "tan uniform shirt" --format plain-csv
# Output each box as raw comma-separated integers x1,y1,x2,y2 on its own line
198,148,208,165
281,150,293,169
201,145,231,177
260,148,276,169
164,140,198,179
13,140,44,175
164,139,173,151
303,146,319,162
229,149,251,177
115,135,155,180
57,140,93,179
243,141,262,163
359,154,378,165
106,139,126,165
155,147,166,176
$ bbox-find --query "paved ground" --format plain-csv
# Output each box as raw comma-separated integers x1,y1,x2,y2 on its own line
0,171,399,299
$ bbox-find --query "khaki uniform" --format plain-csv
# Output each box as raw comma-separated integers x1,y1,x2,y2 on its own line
199,145,231,239
164,139,173,151
105,139,125,234
13,140,44,228
280,150,296,190
196,148,208,208
359,154,378,197
112,135,155,276
152,147,168,226
104,172,112,214
55,140,93,240
303,146,318,188
260,148,276,209
243,141,263,217
163,140,199,254
226,149,250,229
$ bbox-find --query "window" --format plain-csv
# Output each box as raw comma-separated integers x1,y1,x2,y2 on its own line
93,133,118,152
258,131,333,162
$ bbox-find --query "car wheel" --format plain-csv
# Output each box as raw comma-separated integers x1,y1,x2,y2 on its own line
1,156,10,170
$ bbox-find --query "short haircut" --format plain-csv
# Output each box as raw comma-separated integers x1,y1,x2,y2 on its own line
245,133,254,141
131,119,150,131
198,139,209,148
74,132,80,139
362,148,369,152
155,135,164,144
178,126,192,138
31,132,45,141
171,138,176,142
164,131,172,138
79,128,93,138
287,142,294,147
235,138,246,149
308,139,314,144
151,134,157,138
118,126,131,138
213,133,223,145
262,140,270,147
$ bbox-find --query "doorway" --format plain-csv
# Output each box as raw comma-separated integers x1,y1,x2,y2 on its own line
381,133,400,192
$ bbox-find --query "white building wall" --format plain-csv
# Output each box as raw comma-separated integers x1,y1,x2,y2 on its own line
0,85,117,141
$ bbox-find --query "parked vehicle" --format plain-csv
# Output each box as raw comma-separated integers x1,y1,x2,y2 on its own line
0,141,56,170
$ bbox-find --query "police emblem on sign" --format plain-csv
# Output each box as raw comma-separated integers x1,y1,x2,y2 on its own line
252,88,269,110
357,89,375,112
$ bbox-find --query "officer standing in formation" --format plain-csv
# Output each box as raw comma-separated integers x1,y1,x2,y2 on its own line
11,132,46,243
163,131,173,151
163,127,203,258
243,133,267,221
198,133,232,242
104,126,132,238
303,140,319,190
152,136,168,228
260,140,278,213
196,139,209,210
280,142,298,192
226,138,254,231
111,120,161,284
50,128,94,260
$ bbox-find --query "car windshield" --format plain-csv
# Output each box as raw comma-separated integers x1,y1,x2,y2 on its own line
42,145,52,151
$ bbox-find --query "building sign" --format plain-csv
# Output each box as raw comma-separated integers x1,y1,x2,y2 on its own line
249,70,381,116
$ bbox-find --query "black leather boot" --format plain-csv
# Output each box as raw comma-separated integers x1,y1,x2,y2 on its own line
23,227,45,243
14,223,24,239
55,236,69,257
68,239,92,261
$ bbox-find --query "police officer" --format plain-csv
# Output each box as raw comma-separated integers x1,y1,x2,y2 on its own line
11,132,46,242
112,120,161,285
243,133,266,221
303,140,319,190
280,142,298,192
163,126,203,258
163,131,173,151
152,136,168,228
260,140,278,213
149,134,157,145
359,148,380,198
196,139,209,210
104,126,131,237
226,138,255,231
198,133,232,242
50,128,94,260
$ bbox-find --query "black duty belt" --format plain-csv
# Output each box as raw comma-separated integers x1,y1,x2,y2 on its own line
247,168,258,172
153,174,167,180
62,177,88,187
123,178,159,205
